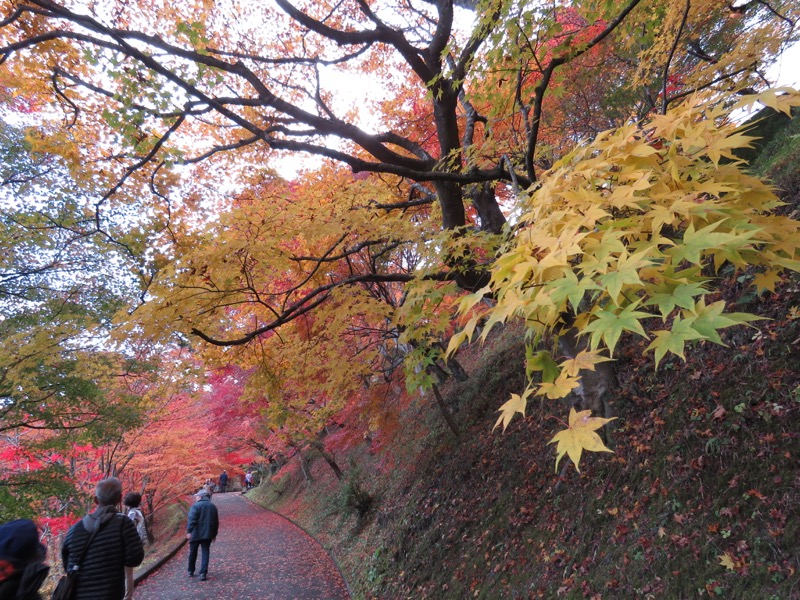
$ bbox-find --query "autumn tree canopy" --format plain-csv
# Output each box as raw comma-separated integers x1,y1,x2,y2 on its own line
0,105,228,525
1,1,794,325
1,0,799,478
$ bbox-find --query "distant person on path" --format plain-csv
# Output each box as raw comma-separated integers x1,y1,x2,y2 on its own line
244,470,253,491
123,492,148,546
218,470,228,493
61,477,145,600
0,519,49,600
186,488,219,582
123,491,149,599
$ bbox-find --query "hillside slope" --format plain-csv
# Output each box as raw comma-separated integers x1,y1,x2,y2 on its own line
252,113,800,599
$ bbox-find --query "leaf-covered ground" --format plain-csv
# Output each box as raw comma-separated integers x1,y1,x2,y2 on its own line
256,269,799,599
134,493,349,599
252,115,800,599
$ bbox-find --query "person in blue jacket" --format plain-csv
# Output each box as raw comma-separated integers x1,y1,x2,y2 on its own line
186,488,219,581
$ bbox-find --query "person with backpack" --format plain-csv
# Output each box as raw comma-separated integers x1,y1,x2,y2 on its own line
123,493,148,547
0,519,49,600
121,492,148,599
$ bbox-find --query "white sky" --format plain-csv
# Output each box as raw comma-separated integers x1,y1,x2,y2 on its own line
768,40,800,88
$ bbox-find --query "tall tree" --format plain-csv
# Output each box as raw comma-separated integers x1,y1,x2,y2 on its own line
2,1,793,336
0,116,155,519
1,0,797,468
0,120,144,434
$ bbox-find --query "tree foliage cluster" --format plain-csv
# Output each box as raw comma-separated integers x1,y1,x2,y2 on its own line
0,0,799,524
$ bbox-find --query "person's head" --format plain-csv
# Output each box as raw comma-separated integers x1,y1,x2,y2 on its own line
0,519,46,569
94,477,123,507
194,489,210,502
123,492,142,509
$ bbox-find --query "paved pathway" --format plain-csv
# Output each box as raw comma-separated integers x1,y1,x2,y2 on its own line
134,493,350,600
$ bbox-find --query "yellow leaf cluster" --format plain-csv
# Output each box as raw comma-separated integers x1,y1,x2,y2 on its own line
456,88,800,357
451,89,800,471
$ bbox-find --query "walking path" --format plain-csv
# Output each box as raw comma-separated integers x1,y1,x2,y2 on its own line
134,493,350,600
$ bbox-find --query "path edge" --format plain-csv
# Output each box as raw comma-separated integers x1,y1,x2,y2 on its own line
134,537,187,586
240,493,354,599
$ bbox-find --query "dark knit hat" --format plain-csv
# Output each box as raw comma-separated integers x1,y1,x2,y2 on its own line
0,520,46,566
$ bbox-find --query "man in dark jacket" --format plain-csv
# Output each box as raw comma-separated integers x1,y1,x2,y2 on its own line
61,477,144,600
186,488,219,581
218,470,228,493
0,519,49,600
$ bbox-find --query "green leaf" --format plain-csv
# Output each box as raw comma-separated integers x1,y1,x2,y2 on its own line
583,303,651,354
683,299,762,345
666,221,758,266
598,251,653,304
545,270,600,313
645,316,705,367
525,349,559,383
645,281,708,319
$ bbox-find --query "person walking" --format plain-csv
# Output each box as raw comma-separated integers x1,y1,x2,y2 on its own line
123,492,148,547
60,477,145,600
0,519,49,600
122,492,148,599
218,470,228,493
186,488,219,582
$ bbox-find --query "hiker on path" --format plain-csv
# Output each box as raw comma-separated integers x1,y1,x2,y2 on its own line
186,488,219,581
218,470,228,493
61,477,144,600
123,492,148,547
122,491,148,599
0,519,49,600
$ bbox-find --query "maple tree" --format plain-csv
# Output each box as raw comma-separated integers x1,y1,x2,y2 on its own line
0,117,149,519
2,0,791,310
451,89,800,470
0,116,222,527
0,0,798,478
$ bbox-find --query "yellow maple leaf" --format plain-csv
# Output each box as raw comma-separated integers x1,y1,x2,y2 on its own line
537,373,581,399
548,408,616,473
493,390,531,432
560,350,612,377
752,270,782,294
718,553,736,571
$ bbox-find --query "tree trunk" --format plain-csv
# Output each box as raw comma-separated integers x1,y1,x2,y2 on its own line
431,383,460,439
299,452,313,484
308,440,343,480
435,179,466,230
468,182,506,234
557,323,616,445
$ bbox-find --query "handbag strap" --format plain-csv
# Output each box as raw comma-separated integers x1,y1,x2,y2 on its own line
70,516,106,572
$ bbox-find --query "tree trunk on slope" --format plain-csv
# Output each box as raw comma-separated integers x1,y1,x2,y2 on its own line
309,440,343,480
